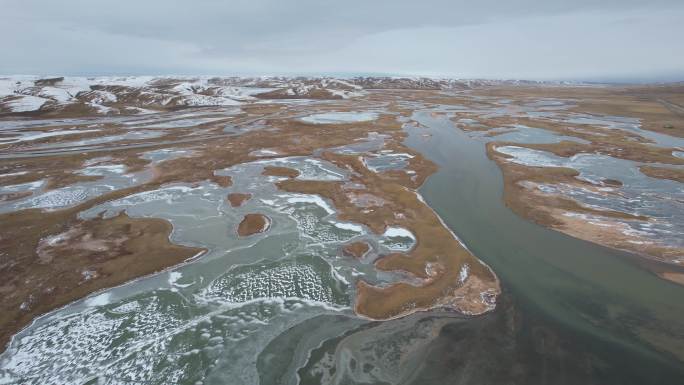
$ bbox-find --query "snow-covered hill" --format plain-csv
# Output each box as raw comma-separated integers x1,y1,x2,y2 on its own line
0,76,280,116
0,75,563,117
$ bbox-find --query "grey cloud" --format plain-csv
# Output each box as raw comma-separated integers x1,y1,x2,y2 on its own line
2,0,683,80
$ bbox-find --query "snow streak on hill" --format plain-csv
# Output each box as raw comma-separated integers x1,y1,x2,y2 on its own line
0,75,558,117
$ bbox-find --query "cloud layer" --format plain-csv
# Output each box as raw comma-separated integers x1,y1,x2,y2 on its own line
3,0,683,80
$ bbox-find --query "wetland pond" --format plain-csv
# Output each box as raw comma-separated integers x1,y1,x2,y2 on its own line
1,108,683,385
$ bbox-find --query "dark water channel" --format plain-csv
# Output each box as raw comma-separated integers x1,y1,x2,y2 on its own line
292,110,684,385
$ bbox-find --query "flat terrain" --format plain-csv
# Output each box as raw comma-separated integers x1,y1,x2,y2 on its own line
0,76,682,384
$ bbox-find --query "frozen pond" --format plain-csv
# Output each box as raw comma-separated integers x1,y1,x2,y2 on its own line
364,151,414,173
300,111,378,124
495,145,684,247
0,155,415,384
0,164,151,214
565,114,684,148
0,128,100,145
33,130,165,149
480,124,592,145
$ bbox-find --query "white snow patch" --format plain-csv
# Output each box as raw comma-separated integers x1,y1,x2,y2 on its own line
383,226,416,240
24,188,88,209
249,149,281,157
332,221,363,232
300,111,378,124
0,129,99,144
495,145,561,167
78,164,127,176
281,194,336,215
458,264,470,283
331,268,350,285
84,293,112,307
168,271,193,288
37,87,74,103
0,171,28,178
2,95,49,112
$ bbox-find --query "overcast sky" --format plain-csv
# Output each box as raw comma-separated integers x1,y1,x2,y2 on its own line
3,0,683,81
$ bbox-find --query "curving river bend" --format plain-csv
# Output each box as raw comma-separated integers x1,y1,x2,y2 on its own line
394,110,684,384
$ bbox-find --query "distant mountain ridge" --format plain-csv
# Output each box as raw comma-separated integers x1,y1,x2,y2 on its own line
0,75,586,117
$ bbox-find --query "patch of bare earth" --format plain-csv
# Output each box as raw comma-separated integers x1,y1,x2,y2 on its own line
0,211,203,350
262,166,300,178
660,272,684,285
237,213,271,237
227,193,251,207
342,241,370,259
639,165,684,183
